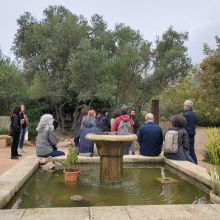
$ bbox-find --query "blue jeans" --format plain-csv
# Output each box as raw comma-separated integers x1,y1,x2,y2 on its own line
124,143,131,155
19,127,26,149
38,150,65,158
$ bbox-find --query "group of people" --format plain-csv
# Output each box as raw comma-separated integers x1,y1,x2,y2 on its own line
10,104,29,159
74,106,140,156
138,100,197,164
10,99,197,165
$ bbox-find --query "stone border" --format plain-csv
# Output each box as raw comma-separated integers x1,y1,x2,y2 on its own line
0,204,220,219
0,156,39,208
55,155,164,163
164,158,212,187
0,135,12,148
0,155,218,219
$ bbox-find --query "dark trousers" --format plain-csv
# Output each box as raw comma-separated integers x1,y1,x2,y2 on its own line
124,143,131,155
11,134,20,157
38,150,65,158
189,137,197,164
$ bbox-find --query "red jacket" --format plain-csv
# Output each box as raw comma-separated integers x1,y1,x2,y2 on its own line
111,115,134,133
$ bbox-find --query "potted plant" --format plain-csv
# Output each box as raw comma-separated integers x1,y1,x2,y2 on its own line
63,144,80,184
206,128,220,203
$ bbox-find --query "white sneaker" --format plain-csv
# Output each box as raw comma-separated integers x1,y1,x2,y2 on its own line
18,149,24,155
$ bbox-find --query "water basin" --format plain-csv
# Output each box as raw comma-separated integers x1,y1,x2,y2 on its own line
6,163,210,209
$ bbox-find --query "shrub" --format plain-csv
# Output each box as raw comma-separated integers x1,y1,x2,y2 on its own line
28,121,38,141
206,128,220,195
0,128,9,135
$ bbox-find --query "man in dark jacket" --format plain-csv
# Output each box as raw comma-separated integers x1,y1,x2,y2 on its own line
138,113,163,156
183,100,197,164
97,108,111,132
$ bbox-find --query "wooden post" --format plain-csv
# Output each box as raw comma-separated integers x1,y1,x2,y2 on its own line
151,100,159,124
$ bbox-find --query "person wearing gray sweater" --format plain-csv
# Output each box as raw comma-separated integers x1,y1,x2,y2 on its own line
36,114,65,157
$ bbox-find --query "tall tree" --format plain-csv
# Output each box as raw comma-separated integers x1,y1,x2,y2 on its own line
0,51,26,115
135,26,191,110
109,24,151,107
13,5,89,130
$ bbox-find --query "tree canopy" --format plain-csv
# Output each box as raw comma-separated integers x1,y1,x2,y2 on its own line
3,5,194,131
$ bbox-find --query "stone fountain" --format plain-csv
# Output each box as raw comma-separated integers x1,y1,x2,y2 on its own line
86,132,137,182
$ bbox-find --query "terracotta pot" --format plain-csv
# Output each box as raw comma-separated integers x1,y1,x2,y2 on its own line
64,170,80,184
210,190,220,204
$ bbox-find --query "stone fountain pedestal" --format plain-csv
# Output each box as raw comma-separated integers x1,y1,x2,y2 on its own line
86,133,137,182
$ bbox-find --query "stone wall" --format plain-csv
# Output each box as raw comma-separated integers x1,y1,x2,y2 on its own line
0,116,10,130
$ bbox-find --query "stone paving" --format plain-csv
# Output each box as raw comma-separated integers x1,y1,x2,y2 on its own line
1,204,220,220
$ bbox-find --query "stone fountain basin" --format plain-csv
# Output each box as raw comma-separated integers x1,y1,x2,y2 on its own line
86,132,137,142
86,132,137,181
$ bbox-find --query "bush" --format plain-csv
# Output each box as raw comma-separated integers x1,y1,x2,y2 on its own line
0,128,9,135
206,128,220,195
28,121,38,141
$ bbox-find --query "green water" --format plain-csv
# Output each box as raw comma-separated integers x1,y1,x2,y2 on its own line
7,164,210,208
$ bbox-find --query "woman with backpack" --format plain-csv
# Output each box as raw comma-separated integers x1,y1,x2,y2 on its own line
164,115,195,163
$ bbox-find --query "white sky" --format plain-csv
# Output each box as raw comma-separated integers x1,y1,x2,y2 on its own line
0,0,220,64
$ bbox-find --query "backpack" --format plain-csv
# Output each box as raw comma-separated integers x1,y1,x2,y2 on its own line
164,130,179,153
97,115,107,132
118,118,131,134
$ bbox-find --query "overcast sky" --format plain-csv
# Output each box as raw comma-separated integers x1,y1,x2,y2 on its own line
0,0,220,64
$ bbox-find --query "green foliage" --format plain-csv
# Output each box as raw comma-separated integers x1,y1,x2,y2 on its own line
25,99,54,123
63,145,78,172
159,75,199,118
135,27,191,109
0,128,9,135
28,121,38,141
68,39,112,103
206,128,220,195
10,6,192,129
0,51,27,115
197,38,220,126
12,5,89,130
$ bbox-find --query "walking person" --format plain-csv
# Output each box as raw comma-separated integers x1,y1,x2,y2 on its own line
183,100,197,164
18,104,29,154
10,106,22,159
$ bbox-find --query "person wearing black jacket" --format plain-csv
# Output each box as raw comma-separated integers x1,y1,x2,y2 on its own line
138,113,163,156
164,115,194,163
10,106,22,159
97,108,111,132
183,100,197,164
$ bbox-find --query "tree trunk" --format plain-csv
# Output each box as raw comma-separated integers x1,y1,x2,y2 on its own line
72,104,86,136
55,104,65,131
58,104,65,132
88,98,94,107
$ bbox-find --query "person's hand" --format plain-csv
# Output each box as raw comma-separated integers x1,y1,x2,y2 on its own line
21,119,25,124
